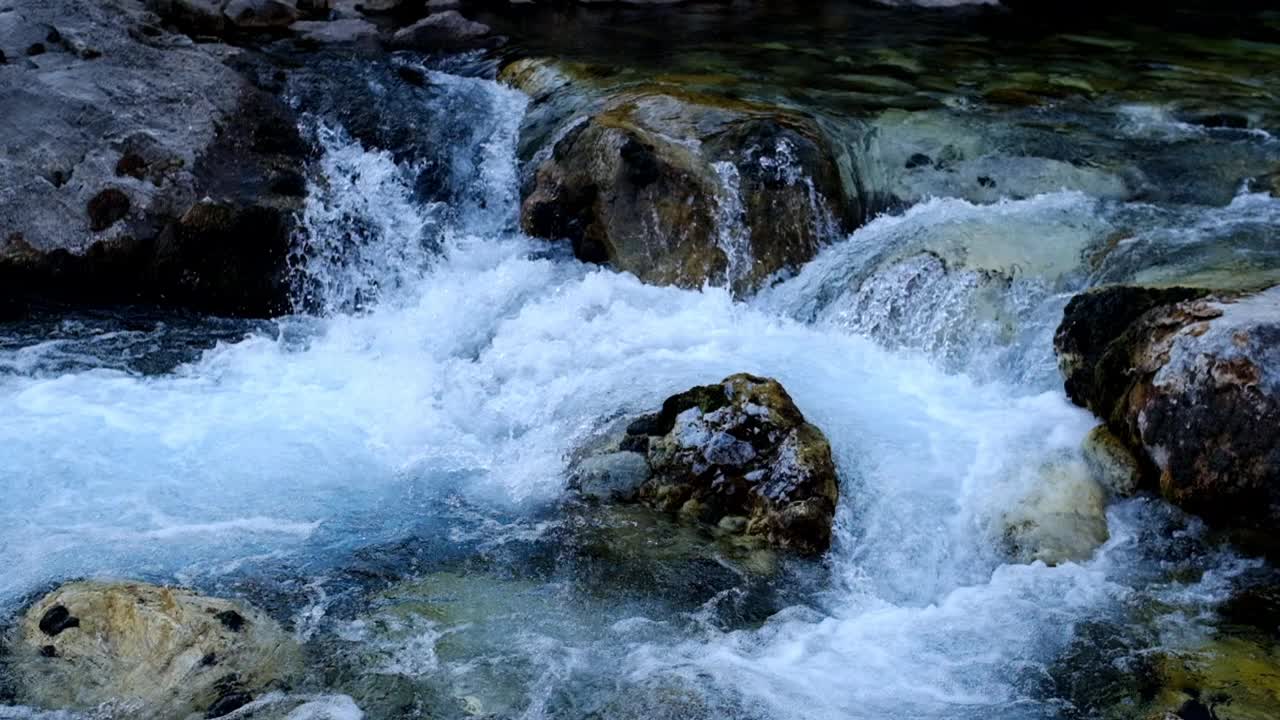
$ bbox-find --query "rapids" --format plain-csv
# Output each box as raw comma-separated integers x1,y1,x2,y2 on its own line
1,32,1276,720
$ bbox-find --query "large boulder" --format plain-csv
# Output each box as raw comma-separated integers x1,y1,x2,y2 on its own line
150,0,322,35
0,0,307,316
7,580,302,719
502,58,857,296
1054,284,1280,541
572,374,840,555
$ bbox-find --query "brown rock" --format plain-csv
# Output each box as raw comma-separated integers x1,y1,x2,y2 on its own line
87,188,131,232
615,374,841,555
504,59,855,296
1054,285,1280,539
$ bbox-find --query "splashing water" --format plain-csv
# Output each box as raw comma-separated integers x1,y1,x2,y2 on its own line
0,63,1262,720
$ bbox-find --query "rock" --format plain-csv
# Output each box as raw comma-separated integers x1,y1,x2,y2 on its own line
86,188,131,231
1144,636,1280,720
145,0,229,36
1055,285,1211,420
1082,424,1142,498
1220,572,1280,640
289,18,379,44
353,0,404,13
1001,457,1110,565
0,0,306,316
389,10,495,51
503,58,856,296
1054,285,1280,541
571,451,651,502
574,374,840,554
564,505,785,616
8,580,302,719
223,0,300,29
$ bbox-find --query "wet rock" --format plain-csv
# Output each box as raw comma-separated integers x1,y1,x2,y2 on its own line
572,451,651,502
503,58,856,296
1002,457,1110,565
354,0,406,13
1220,573,1280,640
1043,620,1163,720
223,0,300,30
565,505,786,617
290,17,379,44
389,11,495,51
1082,424,1142,498
1056,285,1211,418
8,580,302,719
86,188,131,231
1054,285,1280,542
574,374,840,555
1144,636,1280,720
146,0,229,36
0,0,306,316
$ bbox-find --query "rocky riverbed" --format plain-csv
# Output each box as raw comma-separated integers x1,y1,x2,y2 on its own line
2,1,1280,719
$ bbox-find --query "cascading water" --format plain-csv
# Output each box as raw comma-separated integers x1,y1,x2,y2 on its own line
0,55,1270,720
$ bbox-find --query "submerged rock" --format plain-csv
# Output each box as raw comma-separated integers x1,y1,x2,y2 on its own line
1001,457,1110,566
1082,424,1143,498
502,58,856,296
8,580,302,719
1144,636,1280,720
1054,285,1280,544
572,374,840,555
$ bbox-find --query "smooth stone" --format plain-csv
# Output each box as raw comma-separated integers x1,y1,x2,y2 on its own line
10,580,302,720
1082,424,1142,497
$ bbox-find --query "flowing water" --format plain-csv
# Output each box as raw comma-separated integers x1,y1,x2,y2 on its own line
3,6,1280,719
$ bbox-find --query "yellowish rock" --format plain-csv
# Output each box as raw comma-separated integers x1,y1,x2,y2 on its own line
11,580,301,719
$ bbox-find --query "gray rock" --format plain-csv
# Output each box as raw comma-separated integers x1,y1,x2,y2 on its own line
224,0,300,29
575,374,840,555
570,450,651,501
0,0,305,316
9,580,302,720
389,10,495,51
145,0,229,35
290,17,380,43
354,0,404,13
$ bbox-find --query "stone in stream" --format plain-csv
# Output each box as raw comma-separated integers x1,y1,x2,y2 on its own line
571,373,840,555
501,58,857,296
8,580,302,719
388,11,498,51
1000,457,1110,566
1081,424,1142,498
1054,284,1280,552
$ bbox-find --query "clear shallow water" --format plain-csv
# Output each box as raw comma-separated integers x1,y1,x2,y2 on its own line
0,52,1273,720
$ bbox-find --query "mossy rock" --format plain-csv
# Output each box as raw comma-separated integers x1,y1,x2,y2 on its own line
1147,637,1280,720
504,58,856,296
631,374,839,555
